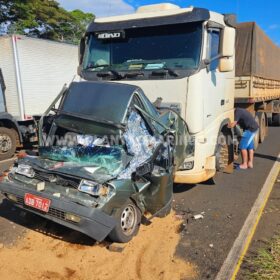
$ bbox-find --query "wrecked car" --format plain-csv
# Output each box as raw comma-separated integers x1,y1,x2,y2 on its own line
0,81,192,243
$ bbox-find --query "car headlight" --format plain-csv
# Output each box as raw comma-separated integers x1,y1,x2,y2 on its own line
78,180,115,197
15,164,35,178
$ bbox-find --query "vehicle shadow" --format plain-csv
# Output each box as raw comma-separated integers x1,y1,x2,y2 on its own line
173,183,196,193
0,198,98,246
254,153,280,162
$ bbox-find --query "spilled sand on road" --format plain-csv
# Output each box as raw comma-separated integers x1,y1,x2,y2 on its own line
0,212,196,280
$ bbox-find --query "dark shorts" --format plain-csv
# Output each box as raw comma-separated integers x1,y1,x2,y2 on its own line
239,130,257,150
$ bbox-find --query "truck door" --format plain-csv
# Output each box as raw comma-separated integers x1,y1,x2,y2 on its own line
203,28,226,127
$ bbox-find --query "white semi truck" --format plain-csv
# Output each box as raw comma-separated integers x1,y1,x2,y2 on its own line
0,35,78,160
75,3,279,184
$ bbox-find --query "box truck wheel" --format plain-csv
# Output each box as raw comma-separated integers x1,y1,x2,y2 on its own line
257,112,266,143
0,127,16,161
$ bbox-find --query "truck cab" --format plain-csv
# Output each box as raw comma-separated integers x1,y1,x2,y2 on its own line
78,3,236,183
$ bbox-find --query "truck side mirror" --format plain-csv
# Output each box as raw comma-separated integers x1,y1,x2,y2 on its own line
219,27,235,72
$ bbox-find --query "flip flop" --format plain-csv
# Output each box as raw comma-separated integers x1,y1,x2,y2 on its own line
235,165,248,170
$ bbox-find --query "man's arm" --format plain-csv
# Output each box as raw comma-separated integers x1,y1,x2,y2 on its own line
228,121,237,128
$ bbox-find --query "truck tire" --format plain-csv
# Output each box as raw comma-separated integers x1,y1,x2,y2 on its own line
257,112,266,143
108,200,141,243
254,116,259,150
273,113,280,126
0,127,16,161
216,129,233,172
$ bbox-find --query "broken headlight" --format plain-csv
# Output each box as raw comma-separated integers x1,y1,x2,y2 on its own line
78,180,115,198
15,164,35,178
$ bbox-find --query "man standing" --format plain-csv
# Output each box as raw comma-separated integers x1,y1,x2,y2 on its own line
228,108,259,169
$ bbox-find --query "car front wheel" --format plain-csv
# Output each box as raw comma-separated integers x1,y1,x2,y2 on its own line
109,200,141,243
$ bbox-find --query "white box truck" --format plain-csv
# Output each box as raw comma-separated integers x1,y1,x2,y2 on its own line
77,3,280,184
0,35,78,160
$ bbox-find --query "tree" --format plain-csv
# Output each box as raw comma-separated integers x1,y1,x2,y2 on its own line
0,0,94,44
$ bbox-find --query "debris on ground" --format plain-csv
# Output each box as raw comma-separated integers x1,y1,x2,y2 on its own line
193,212,205,220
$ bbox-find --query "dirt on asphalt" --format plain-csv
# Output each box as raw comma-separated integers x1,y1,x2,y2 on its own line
0,211,196,280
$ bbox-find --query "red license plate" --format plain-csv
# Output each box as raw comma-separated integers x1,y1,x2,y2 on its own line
24,193,51,213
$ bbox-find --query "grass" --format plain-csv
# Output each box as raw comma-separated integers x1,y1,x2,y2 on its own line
243,236,280,280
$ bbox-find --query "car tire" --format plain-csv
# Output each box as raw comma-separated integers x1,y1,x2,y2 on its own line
0,127,16,161
108,200,141,243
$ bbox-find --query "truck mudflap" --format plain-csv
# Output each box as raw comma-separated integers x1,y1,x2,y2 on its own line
0,182,117,242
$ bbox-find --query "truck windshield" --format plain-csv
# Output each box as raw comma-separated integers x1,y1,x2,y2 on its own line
83,22,202,72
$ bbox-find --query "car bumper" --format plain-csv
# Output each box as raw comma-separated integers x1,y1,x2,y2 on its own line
0,182,116,242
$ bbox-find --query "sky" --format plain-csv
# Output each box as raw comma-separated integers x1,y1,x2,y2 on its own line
58,0,280,45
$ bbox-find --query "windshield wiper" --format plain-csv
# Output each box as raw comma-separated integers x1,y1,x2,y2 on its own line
151,67,179,77
97,70,123,80
58,110,125,129
124,71,144,79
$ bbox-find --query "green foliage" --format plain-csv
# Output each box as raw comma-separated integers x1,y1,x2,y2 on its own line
243,236,280,280
0,0,94,44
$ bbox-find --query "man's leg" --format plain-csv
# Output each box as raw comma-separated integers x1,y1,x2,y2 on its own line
240,149,248,169
248,149,254,168
239,131,251,169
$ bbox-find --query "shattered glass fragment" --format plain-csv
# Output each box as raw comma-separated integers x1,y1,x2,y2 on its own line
39,146,127,176
118,111,161,179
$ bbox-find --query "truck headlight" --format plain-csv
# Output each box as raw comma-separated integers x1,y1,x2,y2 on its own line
15,164,35,178
78,180,114,197
179,160,194,170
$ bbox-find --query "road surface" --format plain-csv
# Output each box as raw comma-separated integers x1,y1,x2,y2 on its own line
0,127,279,280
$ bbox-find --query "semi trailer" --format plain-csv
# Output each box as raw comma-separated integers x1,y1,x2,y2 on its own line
77,3,280,184
0,35,78,160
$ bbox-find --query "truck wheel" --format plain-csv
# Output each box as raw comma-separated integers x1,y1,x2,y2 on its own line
257,112,266,143
0,127,16,161
216,129,233,172
254,116,259,150
109,200,141,243
273,113,280,126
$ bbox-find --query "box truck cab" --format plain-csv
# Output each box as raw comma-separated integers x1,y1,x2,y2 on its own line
78,3,236,183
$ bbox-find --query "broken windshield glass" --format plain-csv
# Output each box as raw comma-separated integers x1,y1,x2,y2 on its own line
39,146,129,177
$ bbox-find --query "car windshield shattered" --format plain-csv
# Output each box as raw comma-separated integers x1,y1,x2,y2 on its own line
39,145,128,177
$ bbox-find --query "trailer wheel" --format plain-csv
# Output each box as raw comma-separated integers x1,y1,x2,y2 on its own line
0,127,16,161
216,129,233,172
254,116,259,150
257,112,266,143
273,113,280,126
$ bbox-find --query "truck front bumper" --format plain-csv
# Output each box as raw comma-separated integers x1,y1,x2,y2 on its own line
0,182,116,242
174,169,216,184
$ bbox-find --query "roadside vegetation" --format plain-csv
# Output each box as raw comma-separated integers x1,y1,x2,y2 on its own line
243,235,280,280
0,0,94,44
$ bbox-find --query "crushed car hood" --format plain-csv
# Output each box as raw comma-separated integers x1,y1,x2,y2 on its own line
19,146,132,183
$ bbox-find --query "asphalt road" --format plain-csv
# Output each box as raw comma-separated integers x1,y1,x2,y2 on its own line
0,127,279,280
174,127,280,279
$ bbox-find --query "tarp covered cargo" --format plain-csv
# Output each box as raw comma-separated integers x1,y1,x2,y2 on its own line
235,22,280,81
